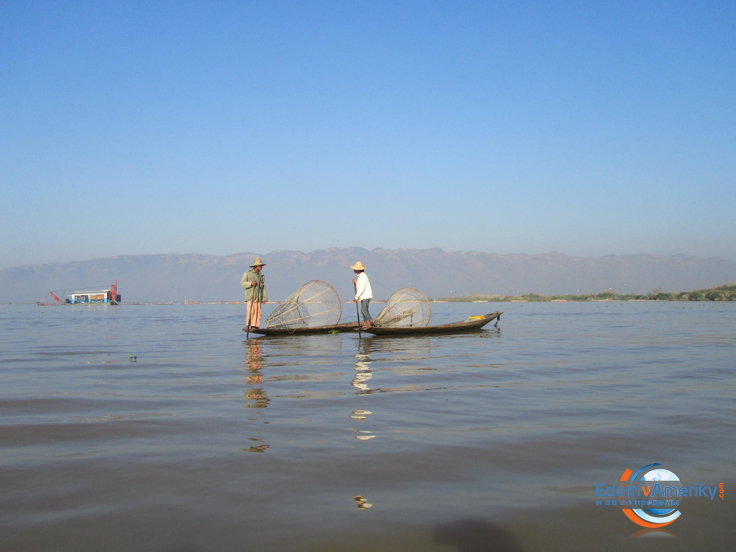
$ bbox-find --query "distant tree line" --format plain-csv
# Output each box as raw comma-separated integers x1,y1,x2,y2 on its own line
433,284,736,302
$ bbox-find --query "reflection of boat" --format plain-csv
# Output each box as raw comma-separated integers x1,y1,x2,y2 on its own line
247,321,359,336
365,311,502,336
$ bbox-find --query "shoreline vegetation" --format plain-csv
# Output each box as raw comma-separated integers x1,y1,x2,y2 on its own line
431,284,736,303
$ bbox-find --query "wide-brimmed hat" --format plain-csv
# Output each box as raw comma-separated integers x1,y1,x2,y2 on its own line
351,261,366,271
250,257,266,267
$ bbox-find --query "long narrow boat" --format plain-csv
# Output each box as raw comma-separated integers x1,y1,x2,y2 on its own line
363,311,502,336
246,321,360,336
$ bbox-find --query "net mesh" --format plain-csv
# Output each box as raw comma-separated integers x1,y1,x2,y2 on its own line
265,280,342,329
373,288,431,328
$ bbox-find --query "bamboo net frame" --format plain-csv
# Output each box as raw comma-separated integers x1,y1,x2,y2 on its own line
373,288,431,328
265,280,342,329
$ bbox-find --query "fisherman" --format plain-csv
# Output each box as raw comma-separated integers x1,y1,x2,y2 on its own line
241,257,267,330
351,261,373,330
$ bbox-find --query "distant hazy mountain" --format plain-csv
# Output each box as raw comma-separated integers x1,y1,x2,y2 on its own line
2,248,735,303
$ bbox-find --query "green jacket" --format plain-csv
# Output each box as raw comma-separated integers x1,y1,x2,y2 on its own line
241,269,267,302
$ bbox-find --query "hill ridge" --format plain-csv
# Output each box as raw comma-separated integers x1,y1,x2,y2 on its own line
2,248,735,303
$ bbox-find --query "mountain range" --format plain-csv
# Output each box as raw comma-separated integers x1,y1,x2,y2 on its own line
2,248,735,303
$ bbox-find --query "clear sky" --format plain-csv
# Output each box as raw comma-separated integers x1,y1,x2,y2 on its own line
1,0,734,270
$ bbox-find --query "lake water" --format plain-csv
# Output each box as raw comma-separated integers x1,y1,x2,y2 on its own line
1,301,734,551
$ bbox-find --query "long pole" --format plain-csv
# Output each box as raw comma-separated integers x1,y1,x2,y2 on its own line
354,281,362,339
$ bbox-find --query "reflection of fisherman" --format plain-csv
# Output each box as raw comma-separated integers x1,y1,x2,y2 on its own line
351,261,373,330
242,340,269,453
352,353,373,393
352,337,373,393
241,257,267,331
243,388,269,409
245,340,264,384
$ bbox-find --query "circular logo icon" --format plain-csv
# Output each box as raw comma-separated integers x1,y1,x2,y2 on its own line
621,463,682,528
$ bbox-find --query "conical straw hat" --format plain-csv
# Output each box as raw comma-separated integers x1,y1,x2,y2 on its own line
351,261,366,271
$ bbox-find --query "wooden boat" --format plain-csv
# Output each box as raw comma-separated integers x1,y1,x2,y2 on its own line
246,321,360,336
363,311,502,336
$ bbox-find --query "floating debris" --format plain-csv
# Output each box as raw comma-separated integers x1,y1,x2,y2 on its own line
242,444,269,453
354,495,373,509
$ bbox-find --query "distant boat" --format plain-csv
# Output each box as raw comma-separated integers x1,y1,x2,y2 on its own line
38,280,121,306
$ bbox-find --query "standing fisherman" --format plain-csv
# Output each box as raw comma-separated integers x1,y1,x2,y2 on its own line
241,258,267,331
351,261,373,330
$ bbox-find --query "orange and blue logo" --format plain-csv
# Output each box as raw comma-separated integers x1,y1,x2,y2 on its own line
596,462,724,532
619,463,682,528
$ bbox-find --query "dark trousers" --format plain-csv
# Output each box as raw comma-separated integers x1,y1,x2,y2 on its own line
360,299,372,321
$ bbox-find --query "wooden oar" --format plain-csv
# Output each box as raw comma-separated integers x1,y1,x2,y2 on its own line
354,281,362,339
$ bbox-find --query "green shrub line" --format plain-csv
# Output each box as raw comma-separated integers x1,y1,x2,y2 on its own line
431,284,736,303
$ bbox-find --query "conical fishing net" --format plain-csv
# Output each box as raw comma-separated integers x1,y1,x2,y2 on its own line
373,288,431,328
265,280,342,329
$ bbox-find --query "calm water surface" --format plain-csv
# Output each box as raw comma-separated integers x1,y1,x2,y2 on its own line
1,301,734,551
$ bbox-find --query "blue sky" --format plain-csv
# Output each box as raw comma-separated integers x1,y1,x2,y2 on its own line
1,0,734,269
